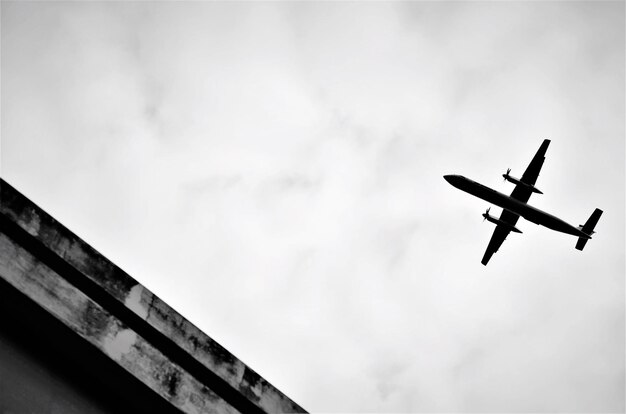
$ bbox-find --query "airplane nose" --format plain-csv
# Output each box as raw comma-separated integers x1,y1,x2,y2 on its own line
444,175,464,187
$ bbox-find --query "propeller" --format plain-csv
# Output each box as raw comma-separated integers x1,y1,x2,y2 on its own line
483,207,491,221
503,168,511,182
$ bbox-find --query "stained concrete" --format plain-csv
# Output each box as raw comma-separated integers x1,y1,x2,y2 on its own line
0,179,306,414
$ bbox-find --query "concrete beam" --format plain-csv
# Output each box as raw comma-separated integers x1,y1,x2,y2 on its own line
0,179,306,414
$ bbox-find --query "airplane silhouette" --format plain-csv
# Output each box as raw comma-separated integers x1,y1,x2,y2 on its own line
444,139,602,265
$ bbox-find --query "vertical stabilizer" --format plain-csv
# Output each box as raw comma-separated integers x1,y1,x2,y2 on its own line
575,237,589,251
575,208,603,251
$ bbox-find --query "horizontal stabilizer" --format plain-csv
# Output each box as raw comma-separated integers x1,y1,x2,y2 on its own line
576,208,603,251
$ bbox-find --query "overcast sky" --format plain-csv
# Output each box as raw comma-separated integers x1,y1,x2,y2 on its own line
2,1,624,412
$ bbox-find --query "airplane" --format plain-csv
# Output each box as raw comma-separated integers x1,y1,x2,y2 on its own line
444,139,602,265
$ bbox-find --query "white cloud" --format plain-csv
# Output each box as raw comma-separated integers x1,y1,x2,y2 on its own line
2,1,623,412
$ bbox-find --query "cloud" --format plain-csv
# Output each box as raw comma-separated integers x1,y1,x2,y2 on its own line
2,1,623,412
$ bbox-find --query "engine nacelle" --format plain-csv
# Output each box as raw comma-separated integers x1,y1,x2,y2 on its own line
482,209,523,233
502,170,543,194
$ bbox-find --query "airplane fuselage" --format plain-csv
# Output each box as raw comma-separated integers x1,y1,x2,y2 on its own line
444,175,590,239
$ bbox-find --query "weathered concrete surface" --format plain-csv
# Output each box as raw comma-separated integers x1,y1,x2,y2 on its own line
0,272,183,414
0,232,238,414
0,179,306,414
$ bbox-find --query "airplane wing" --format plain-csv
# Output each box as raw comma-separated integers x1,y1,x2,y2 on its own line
482,140,549,265
509,139,550,203
481,209,520,265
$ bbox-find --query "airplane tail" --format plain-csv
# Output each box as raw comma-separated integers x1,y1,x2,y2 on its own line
575,208,603,251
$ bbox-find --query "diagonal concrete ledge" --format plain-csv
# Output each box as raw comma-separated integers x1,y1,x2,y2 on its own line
0,231,238,414
0,178,306,414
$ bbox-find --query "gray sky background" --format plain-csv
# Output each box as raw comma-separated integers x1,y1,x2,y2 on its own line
2,1,624,412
